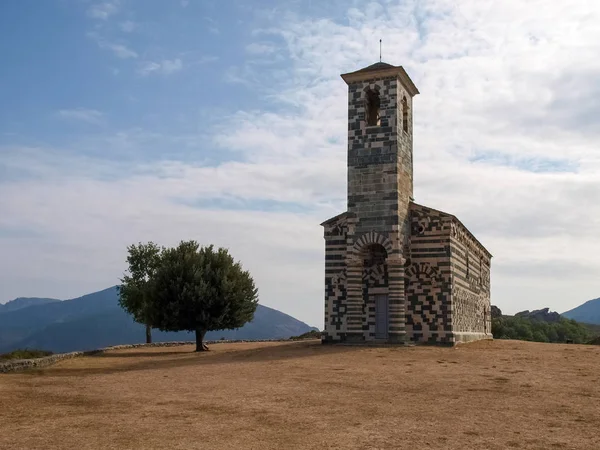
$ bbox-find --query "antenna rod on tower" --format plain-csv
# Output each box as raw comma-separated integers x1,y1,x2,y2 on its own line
379,39,382,62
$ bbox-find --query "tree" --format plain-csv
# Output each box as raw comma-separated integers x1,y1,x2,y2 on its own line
118,242,163,343
152,241,258,351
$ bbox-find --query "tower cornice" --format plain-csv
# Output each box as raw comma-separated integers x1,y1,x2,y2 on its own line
340,63,419,97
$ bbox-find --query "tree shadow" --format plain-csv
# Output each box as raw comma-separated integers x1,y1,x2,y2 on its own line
33,341,362,377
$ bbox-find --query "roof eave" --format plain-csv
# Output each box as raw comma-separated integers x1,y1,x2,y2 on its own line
340,66,420,96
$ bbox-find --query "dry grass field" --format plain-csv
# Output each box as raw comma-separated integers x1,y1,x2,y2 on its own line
1,339,599,450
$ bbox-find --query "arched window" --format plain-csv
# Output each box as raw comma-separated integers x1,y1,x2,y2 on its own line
365,89,381,127
402,96,409,133
362,243,387,267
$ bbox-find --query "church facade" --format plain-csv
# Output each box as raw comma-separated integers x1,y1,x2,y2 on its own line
322,62,492,345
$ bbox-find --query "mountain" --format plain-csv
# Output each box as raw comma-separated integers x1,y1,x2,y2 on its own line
0,287,317,353
562,298,600,325
0,297,60,314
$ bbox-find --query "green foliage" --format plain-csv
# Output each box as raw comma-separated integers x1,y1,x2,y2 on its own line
581,322,600,336
0,349,53,360
492,315,593,344
118,242,164,343
290,330,322,340
151,241,259,351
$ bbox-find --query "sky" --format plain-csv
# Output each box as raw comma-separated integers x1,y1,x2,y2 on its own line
1,0,599,327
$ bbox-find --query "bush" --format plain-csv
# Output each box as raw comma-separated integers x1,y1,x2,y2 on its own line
290,330,322,340
492,316,592,344
0,349,53,360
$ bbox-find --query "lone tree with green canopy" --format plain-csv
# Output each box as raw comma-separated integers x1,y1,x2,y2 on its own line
152,240,258,351
118,241,164,343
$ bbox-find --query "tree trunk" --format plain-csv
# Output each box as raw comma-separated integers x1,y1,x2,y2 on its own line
145,324,152,344
195,327,209,352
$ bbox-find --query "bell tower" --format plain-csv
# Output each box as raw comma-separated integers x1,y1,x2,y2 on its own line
321,62,419,345
341,62,419,252
332,62,420,343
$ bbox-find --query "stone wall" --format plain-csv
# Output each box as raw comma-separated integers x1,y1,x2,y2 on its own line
0,339,299,374
345,75,413,252
449,219,493,341
322,212,350,342
406,202,493,344
340,72,417,343
406,203,454,344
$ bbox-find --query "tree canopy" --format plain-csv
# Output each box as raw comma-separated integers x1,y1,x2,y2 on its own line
149,241,259,351
492,315,592,344
118,242,163,343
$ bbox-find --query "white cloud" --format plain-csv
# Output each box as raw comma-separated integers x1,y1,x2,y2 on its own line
87,31,137,59
3,0,600,326
205,17,219,35
246,43,276,55
119,20,137,33
104,42,138,59
138,59,183,76
87,1,120,20
56,108,104,125
213,0,600,317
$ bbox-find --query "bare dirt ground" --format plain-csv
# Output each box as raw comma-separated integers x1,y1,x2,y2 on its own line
1,339,599,450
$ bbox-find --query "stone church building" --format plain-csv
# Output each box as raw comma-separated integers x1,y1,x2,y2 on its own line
321,62,492,345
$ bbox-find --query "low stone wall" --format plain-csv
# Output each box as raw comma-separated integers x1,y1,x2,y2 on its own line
0,339,296,374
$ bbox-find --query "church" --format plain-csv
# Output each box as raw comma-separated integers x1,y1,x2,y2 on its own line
321,62,493,345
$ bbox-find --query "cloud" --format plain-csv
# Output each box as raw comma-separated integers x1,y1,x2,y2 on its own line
212,0,600,318
138,59,183,76
56,108,104,125
104,43,137,59
205,17,219,35
246,43,276,55
119,20,137,33
88,32,138,59
181,0,189,7
3,0,600,326
87,1,119,20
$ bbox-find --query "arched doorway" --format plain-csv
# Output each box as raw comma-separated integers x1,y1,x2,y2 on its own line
360,243,389,339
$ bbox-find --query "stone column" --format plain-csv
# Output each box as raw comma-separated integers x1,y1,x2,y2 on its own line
387,254,407,343
344,256,364,342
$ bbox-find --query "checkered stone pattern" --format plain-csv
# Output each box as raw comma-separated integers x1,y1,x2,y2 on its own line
406,203,454,344
340,72,415,344
320,63,492,346
346,75,414,245
450,222,493,340
322,212,351,342
407,202,493,343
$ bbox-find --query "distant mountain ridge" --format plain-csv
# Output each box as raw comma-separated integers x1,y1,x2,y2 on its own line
516,308,562,323
562,298,600,325
0,297,60,314
0,287,317,353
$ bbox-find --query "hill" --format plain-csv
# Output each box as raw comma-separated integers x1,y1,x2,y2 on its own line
0,287,316,353
0,297,60,314
562,298,600,325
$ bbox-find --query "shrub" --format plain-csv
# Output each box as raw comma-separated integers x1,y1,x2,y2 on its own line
492,316,593,344
290,330,322,340
0,349,53,360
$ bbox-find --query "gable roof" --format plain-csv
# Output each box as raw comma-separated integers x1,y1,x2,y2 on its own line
320,211,349,227
410,201,493,258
